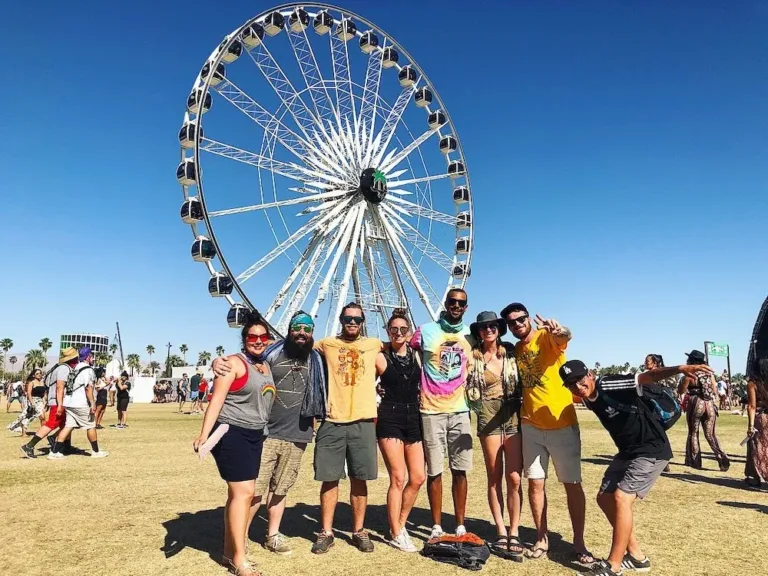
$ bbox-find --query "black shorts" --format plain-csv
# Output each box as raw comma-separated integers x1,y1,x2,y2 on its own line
376,402,422,443
96,390,108,407
211,422,265,482
117,397,129,411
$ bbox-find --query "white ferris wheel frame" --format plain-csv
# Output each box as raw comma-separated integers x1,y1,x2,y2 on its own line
178,2,474,337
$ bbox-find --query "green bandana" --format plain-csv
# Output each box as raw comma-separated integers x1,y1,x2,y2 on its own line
438,312,465,334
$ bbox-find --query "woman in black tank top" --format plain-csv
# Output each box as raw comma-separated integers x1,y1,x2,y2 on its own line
375,309,425,552
7,369,46,435
679,350,730,471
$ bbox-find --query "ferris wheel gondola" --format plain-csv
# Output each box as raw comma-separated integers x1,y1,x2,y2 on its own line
177,3,474,337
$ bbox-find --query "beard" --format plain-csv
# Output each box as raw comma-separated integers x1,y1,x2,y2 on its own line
284,335,314,362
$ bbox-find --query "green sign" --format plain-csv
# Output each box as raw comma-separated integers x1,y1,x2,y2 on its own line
706,342,729,357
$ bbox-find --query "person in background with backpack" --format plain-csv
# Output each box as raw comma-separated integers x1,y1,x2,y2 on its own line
48,347,108,460
561,359,711,576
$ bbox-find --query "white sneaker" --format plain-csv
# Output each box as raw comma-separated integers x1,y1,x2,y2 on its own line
455,525,467,537
402,529,419,552
390,530,417,553
430,525,444,540
47,452,67,460
91,450,109,458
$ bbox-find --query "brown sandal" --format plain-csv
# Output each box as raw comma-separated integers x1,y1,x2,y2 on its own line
228,560,261,576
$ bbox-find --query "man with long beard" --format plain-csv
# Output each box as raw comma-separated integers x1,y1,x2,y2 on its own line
212,311,326,556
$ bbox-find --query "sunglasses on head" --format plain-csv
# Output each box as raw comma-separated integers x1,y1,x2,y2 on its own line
290,324,313,334
446,297,467,308
388,326,409,336
506,315,529,326
478,323,498,332
341,315,364,325
246,333,270,344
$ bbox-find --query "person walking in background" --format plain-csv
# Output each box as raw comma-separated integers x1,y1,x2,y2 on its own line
114,371,131,429
311,303,382,555
8,369,46,435
466,311,524,559
679,350,730,471
562,359,712,576
193,312,275,576
6,380,24,412
48,347,108,460
93,367,109,429
197,376,209,412
178,373,189,413
501,303,592,566
410,289,474,540
745,358,768,488
108,376,117,407
717,377,729,411
20,347,79,459
189,370,201,414
375,308,425,553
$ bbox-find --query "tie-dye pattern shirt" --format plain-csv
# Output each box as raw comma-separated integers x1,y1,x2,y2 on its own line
411,322,472,414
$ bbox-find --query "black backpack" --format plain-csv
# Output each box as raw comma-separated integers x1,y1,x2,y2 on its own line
599,378,682,431
421,534,491,571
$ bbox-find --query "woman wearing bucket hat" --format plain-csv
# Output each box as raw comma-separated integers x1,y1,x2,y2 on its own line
466,311,525,559
679,350,730,471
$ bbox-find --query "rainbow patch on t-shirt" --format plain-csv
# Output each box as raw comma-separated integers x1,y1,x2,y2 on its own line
261,383,276,398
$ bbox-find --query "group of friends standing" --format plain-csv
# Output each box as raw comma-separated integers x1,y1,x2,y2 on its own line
193,290,754,576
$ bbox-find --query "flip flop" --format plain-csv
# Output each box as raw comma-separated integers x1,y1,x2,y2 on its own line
525,546,548,560
573,550,596,567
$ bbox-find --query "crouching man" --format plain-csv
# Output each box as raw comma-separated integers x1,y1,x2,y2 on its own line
560,359,712,576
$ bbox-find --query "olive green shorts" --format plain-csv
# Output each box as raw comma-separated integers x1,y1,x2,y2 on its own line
477,398,520,436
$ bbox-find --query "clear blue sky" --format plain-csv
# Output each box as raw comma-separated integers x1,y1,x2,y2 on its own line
1,1,766,373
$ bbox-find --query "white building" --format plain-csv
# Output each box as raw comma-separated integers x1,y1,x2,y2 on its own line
59,333,110,355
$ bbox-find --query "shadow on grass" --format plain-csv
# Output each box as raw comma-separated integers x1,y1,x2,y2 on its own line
662,471,748,489
717,500,768,514
161,507,225,562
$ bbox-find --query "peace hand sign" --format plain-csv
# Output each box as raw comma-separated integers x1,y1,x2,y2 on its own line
534,315,564,335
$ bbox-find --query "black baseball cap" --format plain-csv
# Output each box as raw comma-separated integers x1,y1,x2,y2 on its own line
559,360,589,386
500,302,528,319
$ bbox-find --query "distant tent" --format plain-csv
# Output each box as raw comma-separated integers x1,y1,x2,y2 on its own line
105,358,123,379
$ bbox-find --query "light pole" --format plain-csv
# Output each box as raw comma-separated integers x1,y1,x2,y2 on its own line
165,342,172,378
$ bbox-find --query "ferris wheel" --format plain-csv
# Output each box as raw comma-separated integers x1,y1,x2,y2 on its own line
177,3,473,337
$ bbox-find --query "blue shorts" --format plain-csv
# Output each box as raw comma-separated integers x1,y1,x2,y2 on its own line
189,391,199,401
210,422,265,482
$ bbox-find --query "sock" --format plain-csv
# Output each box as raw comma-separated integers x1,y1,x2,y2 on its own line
90,440,99,453
51,441,61,454
63,438,72,452
27,435,42,449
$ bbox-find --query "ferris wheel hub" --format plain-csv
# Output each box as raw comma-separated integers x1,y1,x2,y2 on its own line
358,167,388,204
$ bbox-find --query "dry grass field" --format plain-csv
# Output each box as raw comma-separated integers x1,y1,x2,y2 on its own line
1,402,765,576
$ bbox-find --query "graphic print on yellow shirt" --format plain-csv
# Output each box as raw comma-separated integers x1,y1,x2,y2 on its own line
515,329,577,430
314,337,383,423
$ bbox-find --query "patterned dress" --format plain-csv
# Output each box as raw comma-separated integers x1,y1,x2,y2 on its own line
745,377,768,482
685,371,730,470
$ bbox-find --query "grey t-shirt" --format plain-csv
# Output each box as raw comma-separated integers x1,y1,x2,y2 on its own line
266,349,313,444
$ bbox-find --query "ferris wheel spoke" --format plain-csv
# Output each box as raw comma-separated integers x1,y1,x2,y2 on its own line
393,249,443,310
380,129,438,174
331,203,366,322
236,197,354,284
379,205,454,272
385,196,455,226
359,41,385,149
244,41,322,142
369,87,415,167
378,212,439,320
208,189,349,217
287,28,338,126
329,19,356,129
214,78,312,162
387,173,452,187
200,138,347,186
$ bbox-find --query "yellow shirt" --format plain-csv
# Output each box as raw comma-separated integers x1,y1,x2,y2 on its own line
515,329,577,430
314,336,383,423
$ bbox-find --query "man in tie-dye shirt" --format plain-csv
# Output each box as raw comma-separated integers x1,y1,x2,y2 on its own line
410,288,473,539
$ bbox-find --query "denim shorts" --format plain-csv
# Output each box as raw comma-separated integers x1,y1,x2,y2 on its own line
376,401,422,443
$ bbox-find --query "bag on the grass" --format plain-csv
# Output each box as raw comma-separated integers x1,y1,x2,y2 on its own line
421,533,490,571
598,376,682,430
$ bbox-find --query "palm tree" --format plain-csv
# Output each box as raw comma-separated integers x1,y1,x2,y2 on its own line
146,345,156,365
1,338,13,379
24,349,47,370
168,355,185,368
179,344,189,364
148,361,161,375
198,350,211,366
216,345,225,357
95,352,110,367
9,356,18,376
109,343,118,356
126,353,141,376
39,338,53,358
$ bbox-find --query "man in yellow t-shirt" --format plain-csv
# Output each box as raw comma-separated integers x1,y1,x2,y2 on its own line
501,302,592,565
311,302,383,555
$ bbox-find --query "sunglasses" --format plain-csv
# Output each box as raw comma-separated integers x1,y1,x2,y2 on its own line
341,315,364,325
388,326,409,336
446,297,467,308
478,323,498,332
246,333,270,344
506,315,529,326
290,324,314,334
